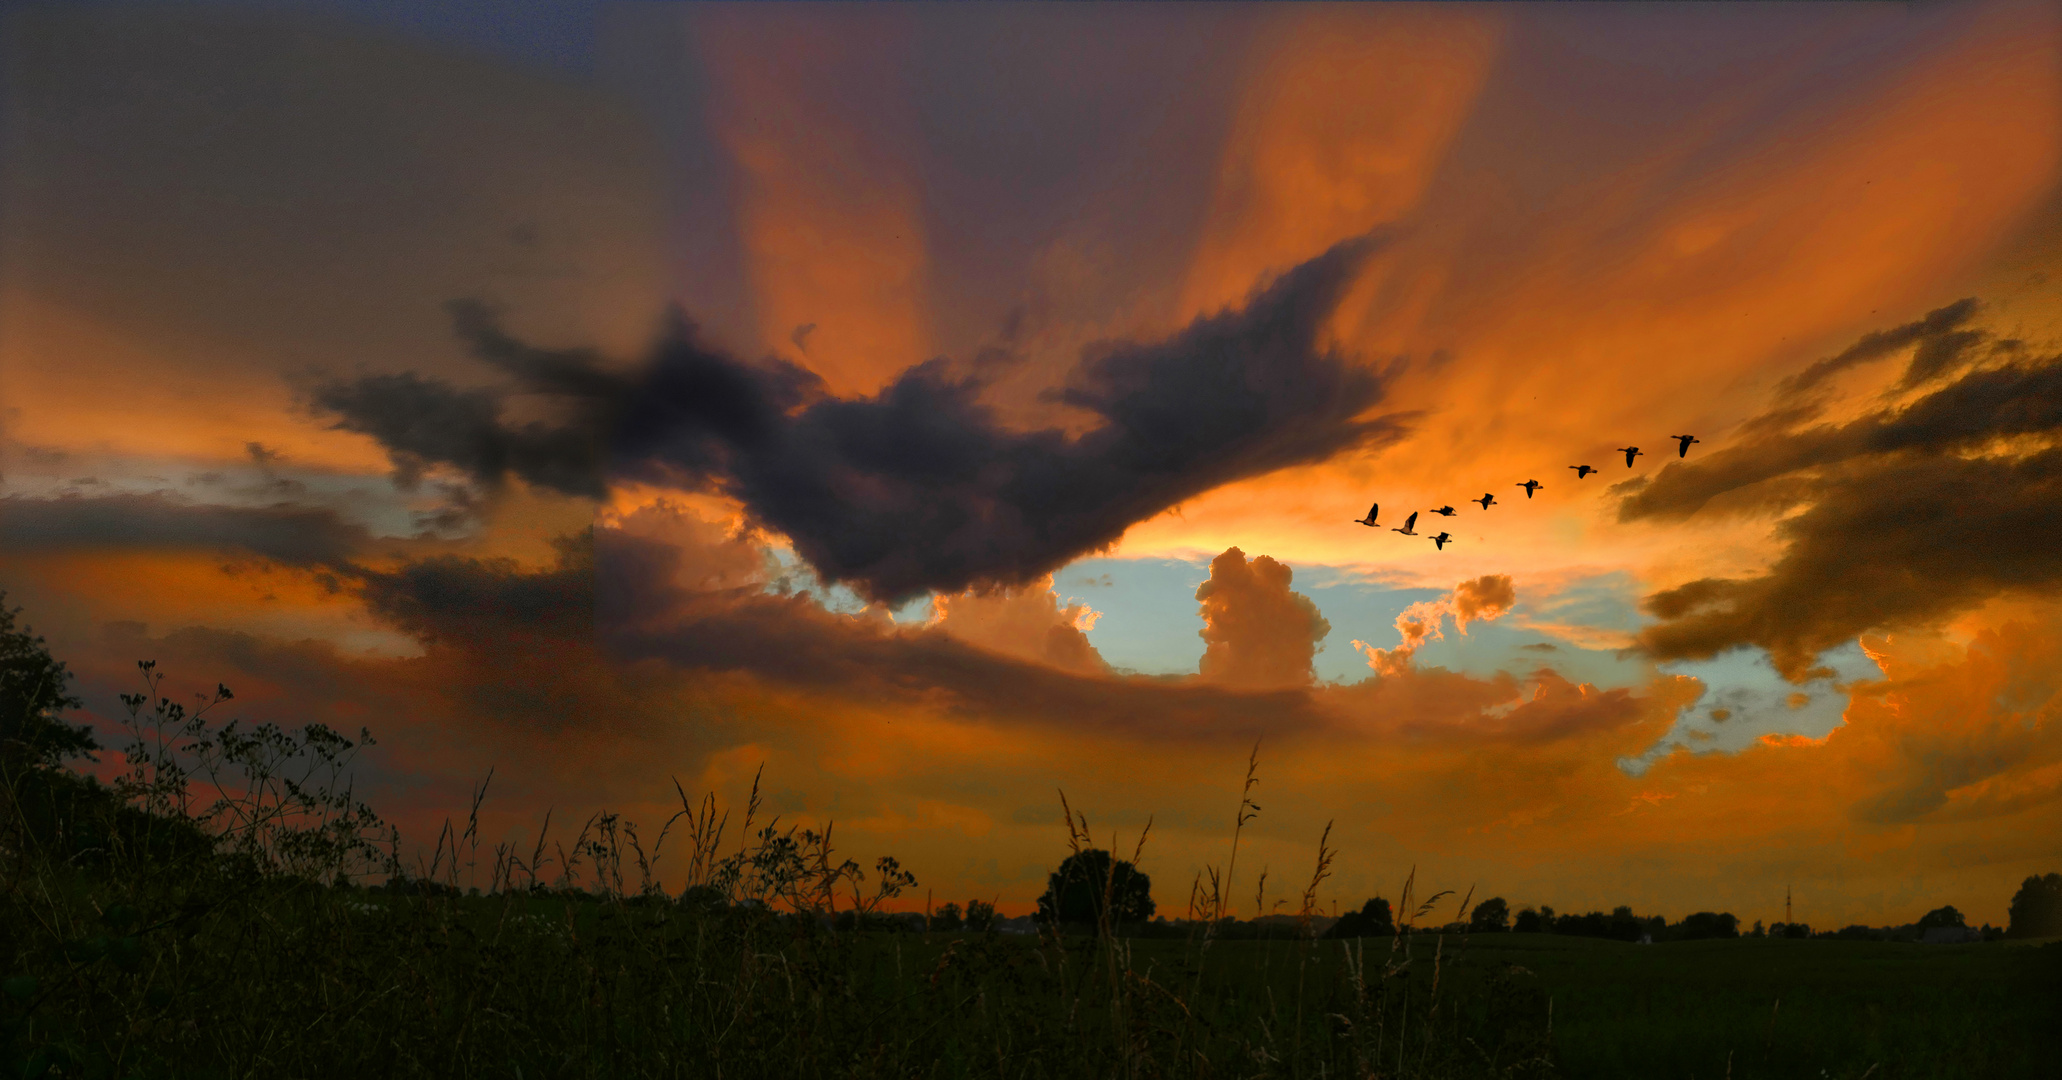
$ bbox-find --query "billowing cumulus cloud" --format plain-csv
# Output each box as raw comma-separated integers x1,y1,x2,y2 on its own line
930,576,1107,676
1623,304,2062,679
1194,546,1331,688
313,234,1412,602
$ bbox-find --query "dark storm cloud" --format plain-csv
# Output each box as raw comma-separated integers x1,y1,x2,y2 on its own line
314,234,1411,601
0,493,371,566
1621,302,2062,679
1638,448,2062,680
1620,320,2061,523
356,532,595,645
1771,297,1982,402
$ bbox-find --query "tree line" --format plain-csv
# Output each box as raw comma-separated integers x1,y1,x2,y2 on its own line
1024,844,2062,943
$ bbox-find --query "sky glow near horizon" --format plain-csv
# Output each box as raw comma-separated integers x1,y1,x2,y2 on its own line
3,0,2061,929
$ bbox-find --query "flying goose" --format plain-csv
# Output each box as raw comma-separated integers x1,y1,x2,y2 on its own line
1673,434,1700,458
1392,511,1419,536
1354,502,1380,527
1474,493,1496,510
1518,479,1543,498
1570,464,1595,479
1618,446,1643,468
1430,505,1457,517
1431,532,1453,551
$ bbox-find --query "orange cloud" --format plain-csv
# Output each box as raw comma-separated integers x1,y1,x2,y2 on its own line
694,6,933,395
1195,546,1331,688
931,575,1107,676
1114,0,2062,590
1179,5,1503,318
1356,573,1515,675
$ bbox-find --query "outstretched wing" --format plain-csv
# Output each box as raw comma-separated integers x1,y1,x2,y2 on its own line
1367,502,1379,520
1403,511,1418,529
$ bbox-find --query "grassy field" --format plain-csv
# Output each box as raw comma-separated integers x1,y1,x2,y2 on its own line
7,799,2061,1079
1358,932,2061,1079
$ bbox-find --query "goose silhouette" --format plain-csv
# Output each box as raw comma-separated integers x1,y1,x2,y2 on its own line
1618,446,1643,468
1518,479,1543,498
1474,493,1496,510
1392,511,1419,537
1431,532,1453,551
1570,465,1595,479
1430,505,1457,517
1354,502,1380,527
1673,434,1700,458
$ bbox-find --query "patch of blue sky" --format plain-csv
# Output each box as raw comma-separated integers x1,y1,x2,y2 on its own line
1058,556,1651,688
1304,566,1651,689
1619,641,1885,775
1055,556,1213,676
1521,571,1645,637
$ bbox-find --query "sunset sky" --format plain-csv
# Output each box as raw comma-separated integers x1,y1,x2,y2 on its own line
4,0,2061,928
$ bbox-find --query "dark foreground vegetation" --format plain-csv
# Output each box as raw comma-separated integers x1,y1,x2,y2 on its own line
3,598,2059,1079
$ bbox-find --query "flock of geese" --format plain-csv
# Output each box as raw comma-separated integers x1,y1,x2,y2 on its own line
1355,434,1701,551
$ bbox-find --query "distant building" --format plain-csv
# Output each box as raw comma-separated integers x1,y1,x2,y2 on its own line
1920,926,1981,944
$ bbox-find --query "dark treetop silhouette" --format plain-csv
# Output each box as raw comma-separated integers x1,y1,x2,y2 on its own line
1036,849,1154,926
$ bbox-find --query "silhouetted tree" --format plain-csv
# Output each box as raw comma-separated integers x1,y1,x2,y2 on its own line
1675,912,1739,939
1036,849,1153,926
1513,907,1544,934
0,595,93,769
2007,873,2062,939
1469,897,1510,933
1916,905,1966,931
1324,896,1394,939
931,901,963,931
964,898,997,932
